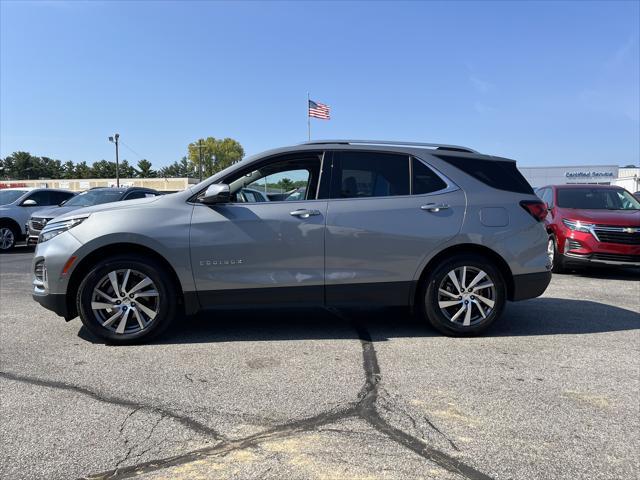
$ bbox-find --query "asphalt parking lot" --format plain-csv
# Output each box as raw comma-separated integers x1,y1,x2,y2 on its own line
1,246,638,480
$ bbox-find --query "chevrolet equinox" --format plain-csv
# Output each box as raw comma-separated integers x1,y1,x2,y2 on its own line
32,140,552,343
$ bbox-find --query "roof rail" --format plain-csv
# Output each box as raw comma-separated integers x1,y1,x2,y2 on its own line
300,139,479,154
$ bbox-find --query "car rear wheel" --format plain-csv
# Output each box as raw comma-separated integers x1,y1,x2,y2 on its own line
422,254,506,336
0,225,17,252
76,255,176,344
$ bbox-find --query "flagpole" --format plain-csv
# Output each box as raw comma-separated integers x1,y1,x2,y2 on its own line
307,92,311,141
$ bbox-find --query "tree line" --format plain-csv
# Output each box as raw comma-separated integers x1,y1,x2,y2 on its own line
0,137,244,180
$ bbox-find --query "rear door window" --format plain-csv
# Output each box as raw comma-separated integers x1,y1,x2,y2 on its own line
412,158,447,194
330,151,410,199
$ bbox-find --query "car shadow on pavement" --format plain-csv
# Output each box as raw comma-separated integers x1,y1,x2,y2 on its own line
557,266,639,281
78,298,639,345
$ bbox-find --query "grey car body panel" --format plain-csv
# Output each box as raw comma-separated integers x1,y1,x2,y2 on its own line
190,199,328,306
32,141,551,320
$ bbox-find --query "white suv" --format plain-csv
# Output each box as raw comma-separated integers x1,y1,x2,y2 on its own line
0,188,75,251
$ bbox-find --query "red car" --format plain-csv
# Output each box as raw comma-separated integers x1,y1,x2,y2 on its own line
536,184,640,271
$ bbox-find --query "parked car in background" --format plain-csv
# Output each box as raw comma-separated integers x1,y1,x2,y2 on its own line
32,140,551,344
0,188,75,252
537,184,640,271
27,187,161,245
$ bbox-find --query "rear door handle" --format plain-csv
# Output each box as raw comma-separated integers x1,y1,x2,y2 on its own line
421,203,450,212
290,209,321,219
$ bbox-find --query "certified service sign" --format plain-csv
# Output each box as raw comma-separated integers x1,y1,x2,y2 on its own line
565,170,616,179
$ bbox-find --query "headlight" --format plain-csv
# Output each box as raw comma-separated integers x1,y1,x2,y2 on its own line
562,219,594,233
39,217,87,243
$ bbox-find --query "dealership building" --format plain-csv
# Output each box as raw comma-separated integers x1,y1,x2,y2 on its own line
518,165,639,192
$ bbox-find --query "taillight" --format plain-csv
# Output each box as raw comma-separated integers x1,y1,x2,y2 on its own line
520,200,547,222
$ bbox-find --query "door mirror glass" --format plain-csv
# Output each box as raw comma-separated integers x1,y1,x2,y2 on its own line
200,184,230,204
22,199,37,206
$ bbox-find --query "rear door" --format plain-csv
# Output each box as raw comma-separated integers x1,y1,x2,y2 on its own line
190,151,328,307
324,151,465,306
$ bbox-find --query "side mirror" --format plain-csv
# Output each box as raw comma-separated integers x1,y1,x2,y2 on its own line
22,199,37,207
200,184,230,205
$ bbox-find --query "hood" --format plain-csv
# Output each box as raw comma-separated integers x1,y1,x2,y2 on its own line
31,205,83,220
557,207,640,226
52,196,162,222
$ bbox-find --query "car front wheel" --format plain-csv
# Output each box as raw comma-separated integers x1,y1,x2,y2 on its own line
548,235,566,273
422,254,506,336
76,255,176,344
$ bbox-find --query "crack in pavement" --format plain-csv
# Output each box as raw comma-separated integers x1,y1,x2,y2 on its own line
77,308,493,480
0,371,226,443
1,309,492,480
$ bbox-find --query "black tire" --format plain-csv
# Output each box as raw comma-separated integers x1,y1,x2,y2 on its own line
0,224,18,252
76,254,177,344
421,254,506,336
548,235,566,273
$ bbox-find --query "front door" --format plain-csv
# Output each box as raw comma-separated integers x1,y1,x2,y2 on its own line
190,152,328,307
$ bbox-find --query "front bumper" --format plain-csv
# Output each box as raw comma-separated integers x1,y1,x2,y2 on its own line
32,292,70,319
511,271,552,301
558,227,640,267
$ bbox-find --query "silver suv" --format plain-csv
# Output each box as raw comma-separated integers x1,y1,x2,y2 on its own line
32,141,551,343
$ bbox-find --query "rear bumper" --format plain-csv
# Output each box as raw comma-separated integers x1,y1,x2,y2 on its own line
32,292,70,319
510,271,551,301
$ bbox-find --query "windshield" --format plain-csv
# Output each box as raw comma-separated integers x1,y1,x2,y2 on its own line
0,190,28,205
557,188,640,210
64,189,124,207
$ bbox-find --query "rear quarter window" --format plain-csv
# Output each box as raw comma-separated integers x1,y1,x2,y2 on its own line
435,155,534,195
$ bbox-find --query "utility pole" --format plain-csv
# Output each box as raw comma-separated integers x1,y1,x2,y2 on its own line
108,133,120,187
197,139,204,182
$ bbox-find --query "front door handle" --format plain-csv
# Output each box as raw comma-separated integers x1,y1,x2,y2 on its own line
421,203,450,213
290,209,321,219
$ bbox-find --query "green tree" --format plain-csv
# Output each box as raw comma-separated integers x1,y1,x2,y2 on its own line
62,161,76,179
278,178,295,191
119,159,137,178
41,157,63,178
135,159,156,178
159,156,195,178
187,137,244,177
92,160,117,178
75,161,92,179
5,152,46,179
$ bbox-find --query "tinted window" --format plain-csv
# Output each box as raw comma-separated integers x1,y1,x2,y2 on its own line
50,191,74,205
332,151,409,199
557,188,640,210
436,155,534,194
124,191,147,200
412,158,447,194
0,190,29,205
23,191,51,206
65,189,125,207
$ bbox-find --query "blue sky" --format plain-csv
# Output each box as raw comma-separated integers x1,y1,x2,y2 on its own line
1,0,638,168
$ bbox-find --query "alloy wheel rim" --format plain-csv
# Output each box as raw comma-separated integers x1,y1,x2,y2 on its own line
91,269,160,335
0,227,15,250
437,266,496,327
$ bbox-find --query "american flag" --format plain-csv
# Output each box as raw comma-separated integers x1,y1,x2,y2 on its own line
308,100,330,120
